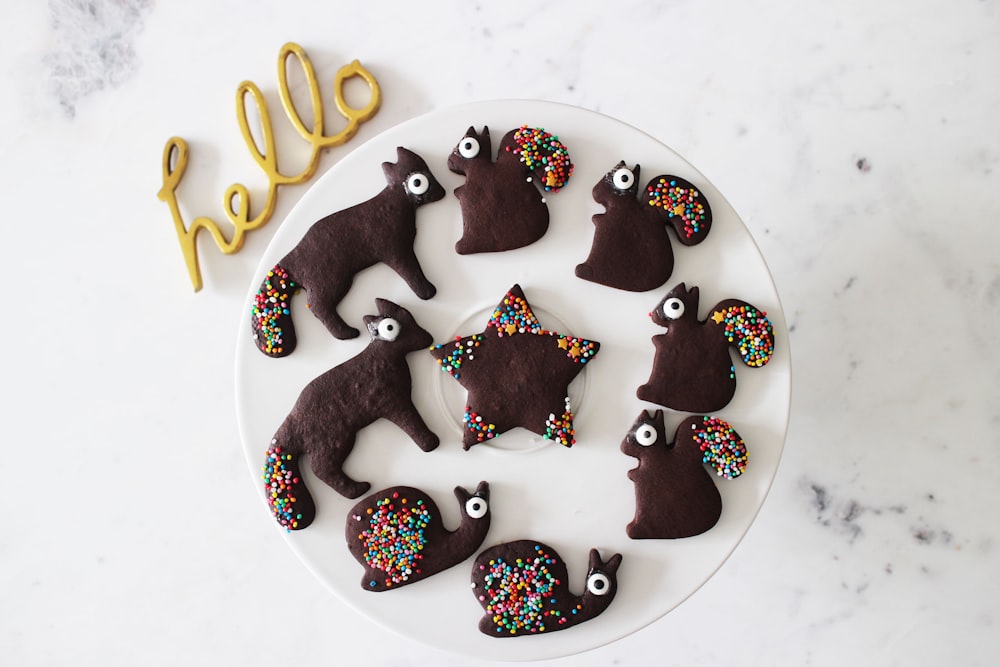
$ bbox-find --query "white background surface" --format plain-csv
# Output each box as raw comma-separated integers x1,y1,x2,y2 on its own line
3,1,998,665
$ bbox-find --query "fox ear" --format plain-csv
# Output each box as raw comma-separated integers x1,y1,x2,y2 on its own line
374,298,399,316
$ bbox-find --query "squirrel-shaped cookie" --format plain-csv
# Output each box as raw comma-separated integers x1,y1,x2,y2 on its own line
471,540,622,637
576,162,712,292
262,299,439,530
251,147,445,357
448,126,573,254
622,411,748,539
637,283,775,412
346,483,491,591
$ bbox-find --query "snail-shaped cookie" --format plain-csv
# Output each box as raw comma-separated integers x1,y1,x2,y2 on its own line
622,411,748,539
448,126,573,254
346,483,491,591
637,283,775,412
471,540,622,637
576,162,712,292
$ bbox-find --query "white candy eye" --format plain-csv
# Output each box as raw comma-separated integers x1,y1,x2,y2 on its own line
634,423,658,446
465,496,488,519
661,298,685,320
377,317,401,341
612,167,635,190
587,572,611,596
406,173,430,195
458,136,480,158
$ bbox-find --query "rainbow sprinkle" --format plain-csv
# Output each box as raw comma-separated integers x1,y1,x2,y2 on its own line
464,407,497,443
509,126,574,191
487,291,598,365
357,491,430,588
647,178,708,238
431,335,482,379
262,442,302,530
544,397,576,447
477,544,568,635
692,417,748,479
251,264,298,356
713,305,774,367
487,292,542,335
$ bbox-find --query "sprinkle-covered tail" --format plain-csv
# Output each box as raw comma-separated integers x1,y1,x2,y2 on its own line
251,264,300,358
262,440,316,530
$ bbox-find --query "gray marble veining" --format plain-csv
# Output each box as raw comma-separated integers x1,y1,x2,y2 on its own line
44,0,153,116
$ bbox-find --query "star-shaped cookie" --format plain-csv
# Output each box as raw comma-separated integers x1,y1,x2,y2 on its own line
429,285,600,449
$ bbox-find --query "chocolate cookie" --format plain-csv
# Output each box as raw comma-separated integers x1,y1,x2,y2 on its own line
346,483,491,591
622,411,748,539
251,147,445,356
576,162,712,292
471,540,622,637
429,284,599,449
637,283,775,412
448,126,573,254
263,299,439,530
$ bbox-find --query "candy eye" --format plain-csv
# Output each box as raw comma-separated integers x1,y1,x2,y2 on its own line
634,423,657,446
458,136,480,158
661,298,685,320
611,167,635,191
465,496,488,519
377,317,401,341
406,173,430,195
587,572,611,596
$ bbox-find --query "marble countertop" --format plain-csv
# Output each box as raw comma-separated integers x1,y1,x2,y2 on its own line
3,1,997,664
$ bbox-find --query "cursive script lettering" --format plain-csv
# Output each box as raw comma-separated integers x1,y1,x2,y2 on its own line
158,42,381,291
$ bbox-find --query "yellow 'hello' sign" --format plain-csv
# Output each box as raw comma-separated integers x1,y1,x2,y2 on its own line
158,42,381,291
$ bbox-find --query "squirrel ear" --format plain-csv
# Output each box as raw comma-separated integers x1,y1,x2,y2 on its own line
480,126,492,154
633,164,641,182
381,160,396,180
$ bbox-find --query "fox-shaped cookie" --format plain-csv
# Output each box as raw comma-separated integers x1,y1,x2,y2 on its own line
262,299,439,530
251,147,445,357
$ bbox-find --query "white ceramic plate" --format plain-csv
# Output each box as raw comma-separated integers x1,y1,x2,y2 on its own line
235,100,791,661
